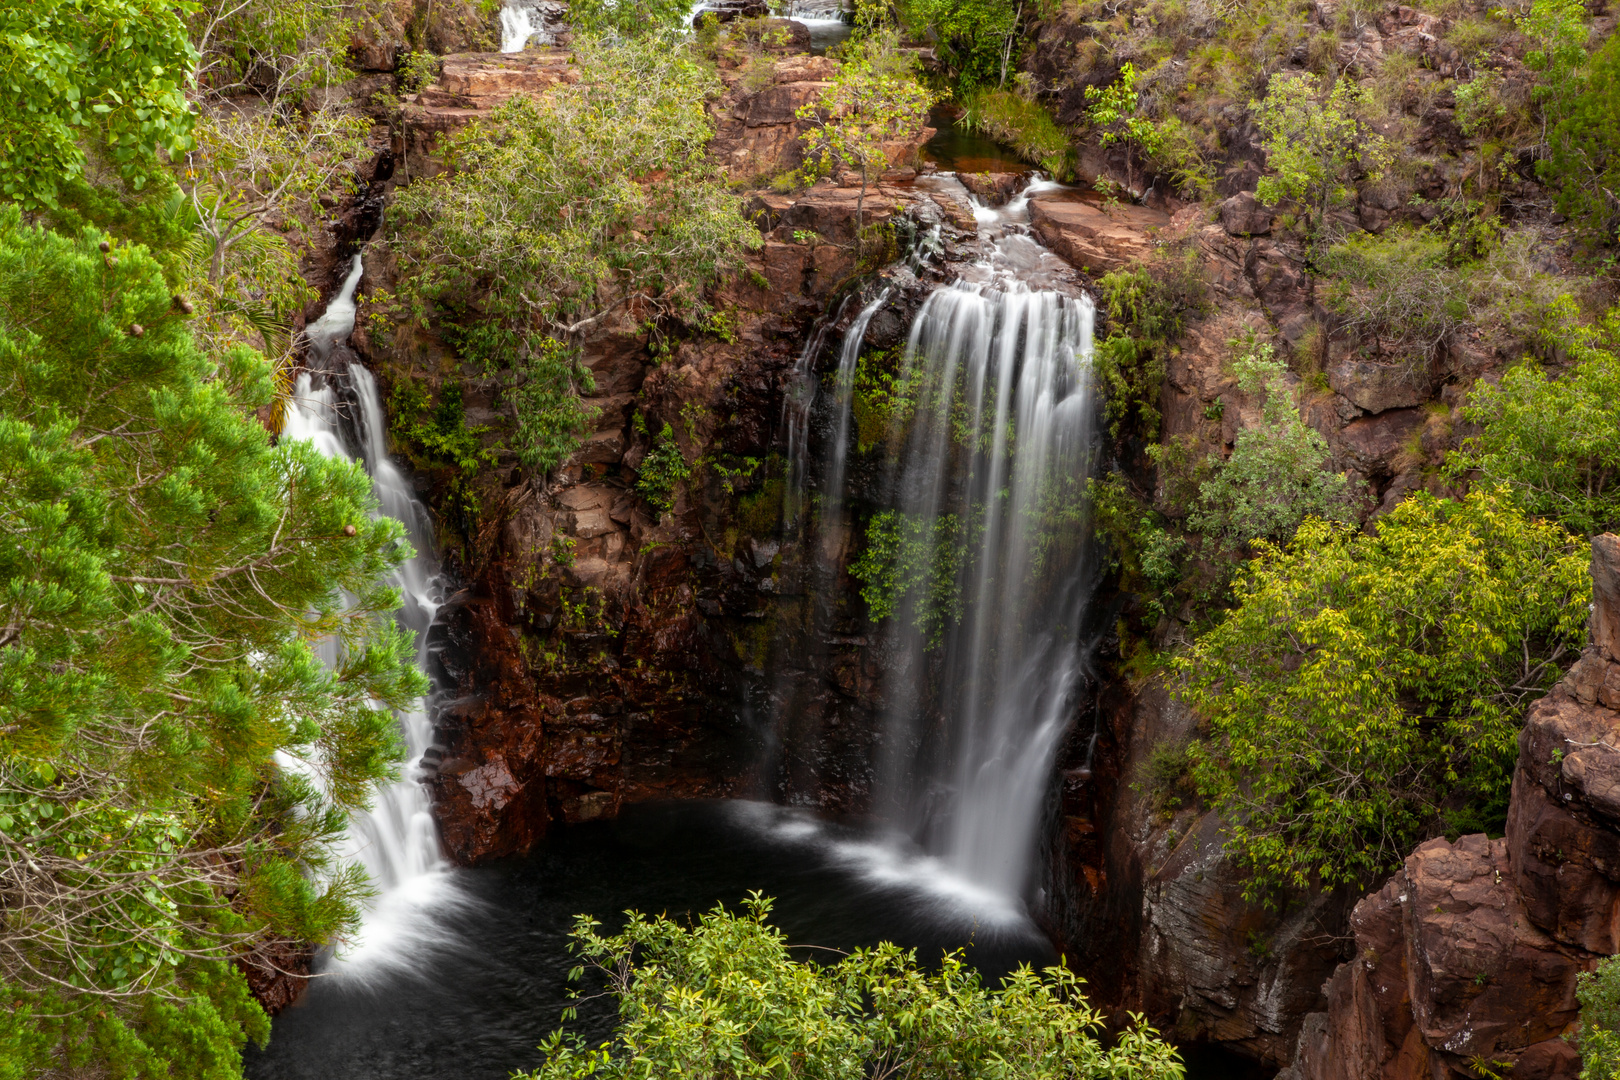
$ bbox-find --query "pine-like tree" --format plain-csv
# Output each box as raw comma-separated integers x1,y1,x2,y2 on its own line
0,210,426,1074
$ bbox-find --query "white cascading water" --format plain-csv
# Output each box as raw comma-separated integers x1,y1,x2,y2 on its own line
281,254,461,973
499,4,535,51
821,178,1098,902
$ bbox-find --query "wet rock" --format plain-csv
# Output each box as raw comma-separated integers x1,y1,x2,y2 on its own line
957,171,1031,206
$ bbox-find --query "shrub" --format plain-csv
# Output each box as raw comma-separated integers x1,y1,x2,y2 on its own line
1184,345,1357,547
636,422,693,514
1317,230,1469,368
1175,488,1589,897
850,509,975,646
1449,312,1620,536
1253,72,1391,262
517,895,1187,1080
1541,30,1620,247
1094,251,1209,440
1574,955,1620,1079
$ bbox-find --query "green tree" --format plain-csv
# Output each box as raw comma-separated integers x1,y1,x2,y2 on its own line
1084,63,1163,198
389,34,760,473
1575,955,1620,1079
798,33,935,256
1185,344,1356,547
0,0,198,209
518,894,1186,1080
1449,309,1620,536
1175,488,1589,897
1541,30,1620,247
893,0,1020,93
0,212,424,1072
1253,72,1391,267
563,0,694,36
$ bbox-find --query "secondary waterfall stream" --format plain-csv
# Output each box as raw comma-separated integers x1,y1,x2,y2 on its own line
280,255,460,972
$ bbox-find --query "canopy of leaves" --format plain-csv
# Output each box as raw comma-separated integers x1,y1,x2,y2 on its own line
1185,348,1355,547
518,894,1187,1080
1253,72,1390,252
0,0,198,208
388,34,759,473
0,212,424,1072
894,0,1020,93
1175,488,1589,897
1449,312,1620,537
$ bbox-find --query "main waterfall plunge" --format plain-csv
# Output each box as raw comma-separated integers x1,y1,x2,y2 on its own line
775,178,1099,904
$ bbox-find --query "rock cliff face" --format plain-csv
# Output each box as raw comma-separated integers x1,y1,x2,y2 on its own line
1276,537,1620,1080
344,43,950,862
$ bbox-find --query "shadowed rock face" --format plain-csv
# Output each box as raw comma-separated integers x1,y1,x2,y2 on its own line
1283,536,1620,1080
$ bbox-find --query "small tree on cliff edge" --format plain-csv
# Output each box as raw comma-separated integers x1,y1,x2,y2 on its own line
798,32,935,260
1253,72,1391,273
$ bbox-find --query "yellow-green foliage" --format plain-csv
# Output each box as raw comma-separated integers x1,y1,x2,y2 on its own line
1176,487,1590,898
520,896,1187,1080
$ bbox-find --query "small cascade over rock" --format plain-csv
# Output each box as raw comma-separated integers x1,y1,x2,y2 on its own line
498,0,565,51
281,254,462,972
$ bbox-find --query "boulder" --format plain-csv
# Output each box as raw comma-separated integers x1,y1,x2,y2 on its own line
1326,357,1433,414
1403,835,1583,1059
1026,197,1168,274
1217,191,1272,236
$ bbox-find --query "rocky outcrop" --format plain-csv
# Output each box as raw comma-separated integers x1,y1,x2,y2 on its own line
349,0,500,72
398,49,580,176
710,52,933,185
1027,195,1168,274
1286,536,1620,1080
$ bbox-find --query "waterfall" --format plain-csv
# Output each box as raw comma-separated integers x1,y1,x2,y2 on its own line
281,255,460,971
499,3,535,51
817,179,1098,902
